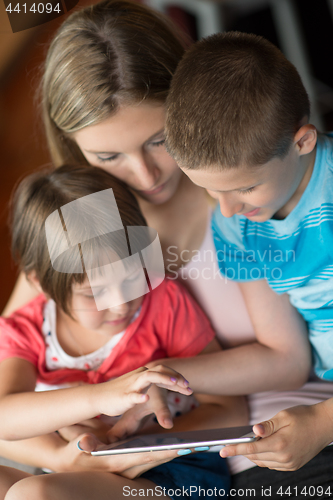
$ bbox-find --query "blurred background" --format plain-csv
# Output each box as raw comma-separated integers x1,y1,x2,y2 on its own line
1,0,333,312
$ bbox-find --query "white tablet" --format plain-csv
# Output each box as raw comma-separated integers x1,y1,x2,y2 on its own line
91,425,258,456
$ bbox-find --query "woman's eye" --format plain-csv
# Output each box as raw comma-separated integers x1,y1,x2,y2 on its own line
97,154,120,163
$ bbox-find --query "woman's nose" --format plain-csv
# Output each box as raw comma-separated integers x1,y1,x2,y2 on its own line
132,153,160,190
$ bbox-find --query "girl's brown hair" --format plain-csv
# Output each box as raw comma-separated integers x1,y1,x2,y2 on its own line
11,165,147,315
41,0,187,166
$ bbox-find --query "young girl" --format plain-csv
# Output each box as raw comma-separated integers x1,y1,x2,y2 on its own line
0,165,247,499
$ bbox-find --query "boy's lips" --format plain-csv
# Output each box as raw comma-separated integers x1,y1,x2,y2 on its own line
242,207,260,218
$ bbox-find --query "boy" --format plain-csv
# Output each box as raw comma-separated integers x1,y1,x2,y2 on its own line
164,32,333,471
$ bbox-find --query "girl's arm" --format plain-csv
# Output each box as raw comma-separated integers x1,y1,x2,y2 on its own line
0,432,180,477
0,358,191,441
2,272,39,317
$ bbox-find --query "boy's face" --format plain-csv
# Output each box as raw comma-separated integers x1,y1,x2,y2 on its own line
181,140,315,222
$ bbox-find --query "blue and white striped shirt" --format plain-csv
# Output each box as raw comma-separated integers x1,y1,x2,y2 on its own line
212,133,333,380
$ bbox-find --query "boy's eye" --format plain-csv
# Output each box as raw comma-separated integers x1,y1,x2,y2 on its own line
150,139,166,147
239,187,255,194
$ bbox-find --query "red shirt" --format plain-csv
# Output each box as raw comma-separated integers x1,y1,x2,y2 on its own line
0,279,215,385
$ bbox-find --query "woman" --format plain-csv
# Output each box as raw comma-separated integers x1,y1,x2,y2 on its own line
2,0,333,493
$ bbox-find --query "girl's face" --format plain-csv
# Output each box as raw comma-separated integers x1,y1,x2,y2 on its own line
68,268,144,336
73,103,183,205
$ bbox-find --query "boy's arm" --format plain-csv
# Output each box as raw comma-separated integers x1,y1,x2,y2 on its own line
151,279,311,395
108,339,249,440
149,338,248,434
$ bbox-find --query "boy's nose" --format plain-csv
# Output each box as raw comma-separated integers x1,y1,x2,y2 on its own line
218,194,243,218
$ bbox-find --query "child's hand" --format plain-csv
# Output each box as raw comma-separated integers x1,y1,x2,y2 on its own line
220,402,333,471
107,385,173,443
94,365,192,418
58,418,112,443
55,432,178,478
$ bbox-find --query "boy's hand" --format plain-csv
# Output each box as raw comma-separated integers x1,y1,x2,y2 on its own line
220,401,333,471
95,365,192,418
107,385,173,443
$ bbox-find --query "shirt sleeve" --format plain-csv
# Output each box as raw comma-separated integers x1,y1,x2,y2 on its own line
0,318,39,366
161,279,216,358
212,206,268,282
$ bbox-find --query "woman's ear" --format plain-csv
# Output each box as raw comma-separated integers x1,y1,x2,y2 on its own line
294,124,317,156
26,271,43,294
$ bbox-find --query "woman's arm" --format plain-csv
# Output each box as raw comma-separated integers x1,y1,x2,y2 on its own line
1,272,39,317
0,358,191,441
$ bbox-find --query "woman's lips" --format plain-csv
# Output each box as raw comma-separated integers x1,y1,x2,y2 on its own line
242,207,260,217
139,182,166,196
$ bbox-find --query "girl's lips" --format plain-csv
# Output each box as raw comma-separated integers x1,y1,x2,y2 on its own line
243,207,260,217
104,317,128,326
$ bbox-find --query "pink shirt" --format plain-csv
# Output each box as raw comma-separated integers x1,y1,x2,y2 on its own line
0,278,215,386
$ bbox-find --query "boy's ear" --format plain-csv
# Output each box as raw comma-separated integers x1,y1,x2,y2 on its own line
26,271,43,293
294,124,317,156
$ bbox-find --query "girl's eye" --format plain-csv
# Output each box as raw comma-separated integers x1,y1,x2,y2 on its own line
124,270,142,284
239,187,255,194
84,289,106,299
97,154,120,163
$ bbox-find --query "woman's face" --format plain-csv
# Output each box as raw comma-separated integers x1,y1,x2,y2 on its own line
73,102,183,205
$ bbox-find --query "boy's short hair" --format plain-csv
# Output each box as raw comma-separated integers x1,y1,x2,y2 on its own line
165,31,310,170
11,165,147,316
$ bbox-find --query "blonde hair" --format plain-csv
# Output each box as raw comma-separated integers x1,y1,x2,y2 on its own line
41,0,187,166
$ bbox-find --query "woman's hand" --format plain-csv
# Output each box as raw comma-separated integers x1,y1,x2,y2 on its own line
220,401,333,471
56,432,178,479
